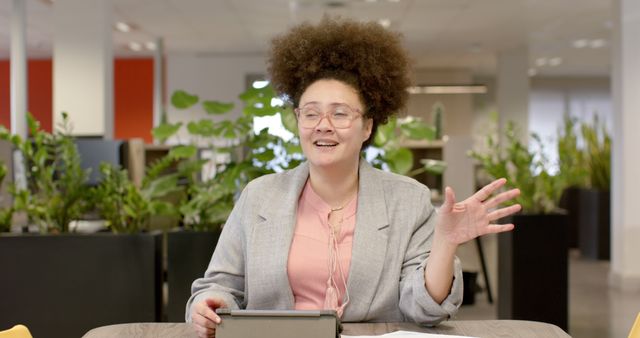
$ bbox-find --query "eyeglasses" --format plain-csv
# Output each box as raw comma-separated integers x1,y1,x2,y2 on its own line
294,103,363,129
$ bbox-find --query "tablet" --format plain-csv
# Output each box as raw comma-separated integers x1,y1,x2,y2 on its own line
215,309,341,338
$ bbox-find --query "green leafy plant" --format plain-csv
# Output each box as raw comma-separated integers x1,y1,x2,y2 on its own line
556,114,611,192
153,86,302,231
557,115,589,189
0,113,90,233
0,163,13,232
92,163,146,233
91,157,185,234
581,115,611,191
370,115,445,177
469,121,564,214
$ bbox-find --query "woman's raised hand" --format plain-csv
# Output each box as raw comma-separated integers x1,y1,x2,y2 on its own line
435,178,521,246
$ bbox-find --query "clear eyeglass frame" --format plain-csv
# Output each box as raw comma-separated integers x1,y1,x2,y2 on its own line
294,104,363,129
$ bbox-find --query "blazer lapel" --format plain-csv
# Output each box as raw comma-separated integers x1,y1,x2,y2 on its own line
344,161,390,321
252,163,310,308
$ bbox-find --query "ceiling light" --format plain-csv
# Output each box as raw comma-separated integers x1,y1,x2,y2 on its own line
378,19,391,28
364,0,378,2
572,39,588,48
549,57,563,66
128,42,142,52
528,68,537,77
388,0,401,2
535,58,547,67
145,41,157,50
589,39,606,48
115,22,131,33
407,85,487,95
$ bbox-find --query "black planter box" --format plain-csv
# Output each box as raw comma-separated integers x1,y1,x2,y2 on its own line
559,187,581,248
461,271,478,306
498,213,568,332
0,232,162,338
166,229,221,322
578,189,610,260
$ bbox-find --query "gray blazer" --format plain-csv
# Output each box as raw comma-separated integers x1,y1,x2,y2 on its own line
186,160,463,325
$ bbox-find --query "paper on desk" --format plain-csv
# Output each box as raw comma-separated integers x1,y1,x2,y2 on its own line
341,330,477,338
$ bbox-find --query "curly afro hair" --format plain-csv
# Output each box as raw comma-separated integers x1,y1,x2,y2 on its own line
267,16,412,146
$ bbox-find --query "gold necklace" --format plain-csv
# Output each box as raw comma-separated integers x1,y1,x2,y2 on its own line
328,195,355,235
328,209,344,237
330,204,347,212
329,192,357,212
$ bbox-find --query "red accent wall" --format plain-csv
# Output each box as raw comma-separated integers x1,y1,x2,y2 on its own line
0,61,9,129
0,58,154,142
29,60,53,132
0,59,52,132
114,59,154,143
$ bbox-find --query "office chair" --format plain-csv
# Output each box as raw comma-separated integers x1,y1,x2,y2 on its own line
629,312,640,338
0,325,33,338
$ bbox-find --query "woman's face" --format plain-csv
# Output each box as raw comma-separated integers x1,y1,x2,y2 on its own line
297,79,373,171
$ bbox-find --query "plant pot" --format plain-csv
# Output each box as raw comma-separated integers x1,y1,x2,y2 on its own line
461,271,478,306
497,213,568,332
578,188,610,260
166,228,222,322
0,232,162,338
559,187,581,248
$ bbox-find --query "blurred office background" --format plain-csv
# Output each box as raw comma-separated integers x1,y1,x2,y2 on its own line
0,1,638,337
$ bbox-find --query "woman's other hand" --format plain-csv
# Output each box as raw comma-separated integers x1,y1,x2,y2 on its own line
436,178,521,246
191,298,227,338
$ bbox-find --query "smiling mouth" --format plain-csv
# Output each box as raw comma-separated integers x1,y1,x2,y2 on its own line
314,141,339,147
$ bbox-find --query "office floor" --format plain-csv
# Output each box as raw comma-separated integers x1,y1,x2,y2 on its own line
455,243,640,338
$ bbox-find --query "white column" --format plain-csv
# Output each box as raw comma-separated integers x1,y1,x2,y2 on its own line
153,37,164,129
10,0,28,138
610,0,640,292
496,46,530,143
53,0,113,138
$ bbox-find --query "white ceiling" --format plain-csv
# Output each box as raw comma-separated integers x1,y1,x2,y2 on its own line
0,0,613,77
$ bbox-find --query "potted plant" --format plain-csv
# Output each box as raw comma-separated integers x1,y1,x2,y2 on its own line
0,114,164,338
557,115,589,248
577,116,611,260
469,120,569,331
556,114,611,259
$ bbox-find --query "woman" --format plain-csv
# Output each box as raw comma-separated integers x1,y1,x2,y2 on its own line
187,17,521,338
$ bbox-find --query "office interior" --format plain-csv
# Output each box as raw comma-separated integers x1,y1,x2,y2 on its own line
0,1,639,338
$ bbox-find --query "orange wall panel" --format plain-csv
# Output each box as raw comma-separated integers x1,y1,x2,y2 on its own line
0,58,154,141
28,60,53,132
0,61,11,129
114,58,154,143
0,59,53,132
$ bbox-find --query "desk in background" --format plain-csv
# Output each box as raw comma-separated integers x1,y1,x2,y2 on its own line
83,320,570,338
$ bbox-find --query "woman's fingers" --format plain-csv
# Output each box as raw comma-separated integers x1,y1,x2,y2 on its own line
440,186,456,212
484,188,520,209
203,298,226,323
194,323,214,338
195,304,218,326
487,204,522,221
482,223,515,235
473,178,506,202
191,298,227,338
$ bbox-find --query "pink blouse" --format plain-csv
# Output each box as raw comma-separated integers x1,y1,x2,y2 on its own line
287,180,357,312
